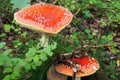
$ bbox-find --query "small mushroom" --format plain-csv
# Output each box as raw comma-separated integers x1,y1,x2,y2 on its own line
55,56,99,80
14,3,73,47
47,65,68,80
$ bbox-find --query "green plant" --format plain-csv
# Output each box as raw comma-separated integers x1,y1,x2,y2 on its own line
107,61,119,80
0,42,6,49
11,0,30,9
58,0,80,12
0,0,13,15
3,24,15,33
58,0,120,27
0,41,57,80
53,32,81,53
93,49,119,80
3,23,27,39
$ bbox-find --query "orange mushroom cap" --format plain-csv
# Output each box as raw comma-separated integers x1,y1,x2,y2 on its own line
14,3,73,34
55,56,99,77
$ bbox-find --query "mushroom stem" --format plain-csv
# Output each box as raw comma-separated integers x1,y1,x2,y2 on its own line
40,33,50,47
72,77,81,80
75,77,81,80
72,72,81,80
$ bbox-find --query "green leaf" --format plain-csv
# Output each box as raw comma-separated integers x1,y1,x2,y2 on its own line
13,40,23,48
11,0,30,9
50,42,57,50
24,62,31,71
4,58,12,67
83,10,92,18
35,61,42,66
44,46,51,53
111,46,119,54
39,42,57,57
3,75,11,80
11,69,21,79
3,24,15,33
0,33,6,37
21,32,27,38
11,58,21,65
107,34,113,41
4,67,12,73
85,29,91,34
101,35,108,44
88,34,94,39
44,46,53,56
31,63,37,69
14,28,21,32
17,60,26,66
46,52,53,57
26,47,36,57
36,42,41,49
0,42,6,49
39,52,48,61
25,40,35,47
0,54,7,66
108,42,116,46
3,49,12,56
4,24,11,32
33,55,39,64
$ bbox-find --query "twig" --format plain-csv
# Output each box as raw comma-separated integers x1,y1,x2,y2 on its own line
73,15,80,21
83,42,120,48
53,0,59,4
74,8,81,16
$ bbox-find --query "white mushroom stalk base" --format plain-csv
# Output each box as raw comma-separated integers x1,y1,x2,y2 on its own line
40,33,50,47
75,77,81,80
72,76,81,80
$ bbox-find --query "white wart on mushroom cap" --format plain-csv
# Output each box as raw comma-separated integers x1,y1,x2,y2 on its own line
55,56,99,77
14,3,73,34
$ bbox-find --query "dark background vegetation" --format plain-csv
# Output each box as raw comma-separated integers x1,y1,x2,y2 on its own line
0,0,120,80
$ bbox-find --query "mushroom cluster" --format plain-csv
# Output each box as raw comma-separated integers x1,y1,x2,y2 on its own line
55,56,99,80
14,3,100,80
14,3,73,47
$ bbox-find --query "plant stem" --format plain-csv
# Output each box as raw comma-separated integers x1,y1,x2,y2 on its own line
40,33,49,47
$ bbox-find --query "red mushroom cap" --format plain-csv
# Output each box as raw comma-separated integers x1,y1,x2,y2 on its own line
47,65,68,80
55,56,99,77
14,3,73,34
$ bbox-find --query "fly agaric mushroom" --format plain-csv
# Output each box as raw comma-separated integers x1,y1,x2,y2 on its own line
47,65,68,80
55,56,99,80
14,3,73,47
